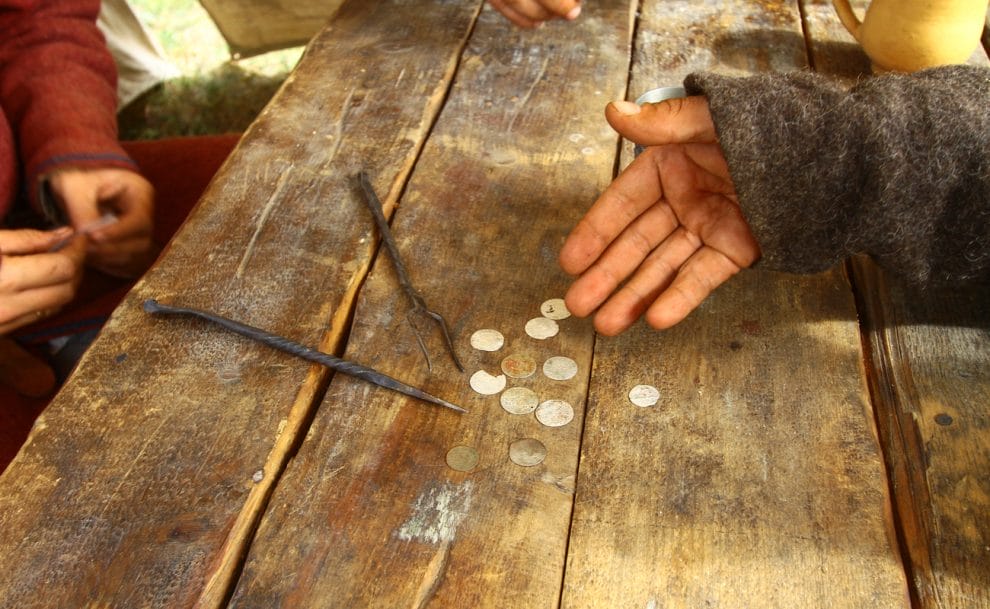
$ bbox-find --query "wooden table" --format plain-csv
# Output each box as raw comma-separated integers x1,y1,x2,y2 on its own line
1,1,987,607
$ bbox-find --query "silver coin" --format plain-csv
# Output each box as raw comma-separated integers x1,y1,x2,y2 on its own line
446,445,480,472
500,386,539,414
469,370,506,395
501,353,537,378
509,438,548,467
628,384,660,407
470,328,504,352
525,317,559,340
535,399,574,427
540,298,571,320
543,356,578,381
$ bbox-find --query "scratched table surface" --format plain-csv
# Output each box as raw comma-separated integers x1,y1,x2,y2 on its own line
1,1,988,608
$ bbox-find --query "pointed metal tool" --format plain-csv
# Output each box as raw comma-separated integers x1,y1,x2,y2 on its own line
356,171,464,373
143,299,466,413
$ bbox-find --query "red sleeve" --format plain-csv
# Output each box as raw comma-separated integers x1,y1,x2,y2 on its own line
0,0,136,218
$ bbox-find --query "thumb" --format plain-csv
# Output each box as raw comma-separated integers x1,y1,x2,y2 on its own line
605,95,716,146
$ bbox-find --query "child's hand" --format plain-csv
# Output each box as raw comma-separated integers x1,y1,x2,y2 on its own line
487,0,581,28
559,96,761,335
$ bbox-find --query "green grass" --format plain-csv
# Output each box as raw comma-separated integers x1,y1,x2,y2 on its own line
118,0,303,140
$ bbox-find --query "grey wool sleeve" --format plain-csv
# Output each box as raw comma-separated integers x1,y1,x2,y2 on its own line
683,65,990,285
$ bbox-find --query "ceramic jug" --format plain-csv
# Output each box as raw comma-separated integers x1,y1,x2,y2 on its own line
832,0,989,72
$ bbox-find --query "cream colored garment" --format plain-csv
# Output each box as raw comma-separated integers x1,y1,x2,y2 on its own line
97,0,180,109
198,0,344,58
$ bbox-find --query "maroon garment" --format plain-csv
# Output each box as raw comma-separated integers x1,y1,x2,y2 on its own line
0,0,135,219
1,133,241,472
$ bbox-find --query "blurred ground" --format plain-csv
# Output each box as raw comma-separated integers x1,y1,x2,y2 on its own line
118,0,303,139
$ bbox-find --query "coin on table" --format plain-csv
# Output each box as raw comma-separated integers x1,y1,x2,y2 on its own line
543,356,578,381
535,399,574,427
628,384,660,407
540,298,571,320
469,370,507,395
470,328,504,352
509,438,548,467
525,317,559,340
446,445,480,472
501,353,537,378
500,386,539,414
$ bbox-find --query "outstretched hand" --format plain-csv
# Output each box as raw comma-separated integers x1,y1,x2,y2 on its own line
559,96,760,335
487,0,581,28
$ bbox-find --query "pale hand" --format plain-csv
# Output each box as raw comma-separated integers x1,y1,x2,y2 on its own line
47,167,157,278
558,96,761,335
487,0,581,28
0,228,86,334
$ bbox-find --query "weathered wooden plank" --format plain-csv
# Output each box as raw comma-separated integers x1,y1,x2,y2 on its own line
227,1,635,607
805,2,990,606
0,1,479,607
561,1,909,607
851,264,990,609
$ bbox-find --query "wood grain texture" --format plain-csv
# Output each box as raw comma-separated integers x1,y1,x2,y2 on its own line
227,1,635,607
564,271,909,608
0,1,478,607
851,263,990,609
561,1,909,607
805,3,990,606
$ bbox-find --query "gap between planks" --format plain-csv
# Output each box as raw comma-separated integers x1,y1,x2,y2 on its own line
191,4,486,608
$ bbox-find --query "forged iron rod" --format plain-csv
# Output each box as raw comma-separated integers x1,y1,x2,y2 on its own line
143,299,466,414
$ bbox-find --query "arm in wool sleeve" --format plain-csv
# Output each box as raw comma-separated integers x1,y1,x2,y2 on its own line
684,65,990,284
0,0,136,219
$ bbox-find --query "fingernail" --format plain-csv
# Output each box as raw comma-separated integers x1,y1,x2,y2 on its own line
611,100,641,115
566,6,581,19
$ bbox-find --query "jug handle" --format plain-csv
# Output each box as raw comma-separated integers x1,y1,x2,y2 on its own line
831,0,862,41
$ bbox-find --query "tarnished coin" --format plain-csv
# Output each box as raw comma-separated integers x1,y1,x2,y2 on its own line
501,353,537,378
543,356,578,381
540,298,571,320
509,438,548,467
628,384,660,407
470,328,504,352
469,370,507,395
535,399,574,427
500,386,539,414
525,317,559,340
446,445,479,472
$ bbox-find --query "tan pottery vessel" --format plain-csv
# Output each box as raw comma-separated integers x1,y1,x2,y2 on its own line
832,0,989,72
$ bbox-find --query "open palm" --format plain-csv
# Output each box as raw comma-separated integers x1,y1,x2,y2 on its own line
559,97,760,335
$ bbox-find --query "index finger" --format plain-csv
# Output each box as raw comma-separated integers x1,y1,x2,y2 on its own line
0,227,74,255
0,239,86,293
559,151,664,276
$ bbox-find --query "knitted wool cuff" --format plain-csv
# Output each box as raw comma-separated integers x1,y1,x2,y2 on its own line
685,65,990,285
